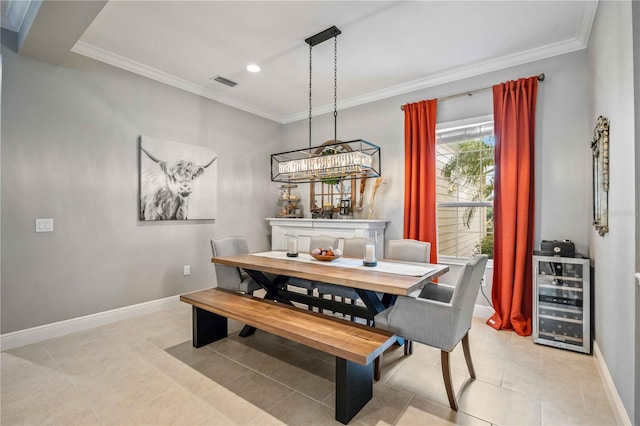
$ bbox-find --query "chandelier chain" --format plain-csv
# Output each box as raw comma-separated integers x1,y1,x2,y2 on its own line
334,35,338,142
309,44,312,148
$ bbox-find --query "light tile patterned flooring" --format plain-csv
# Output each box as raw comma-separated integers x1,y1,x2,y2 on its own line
1,303,618,425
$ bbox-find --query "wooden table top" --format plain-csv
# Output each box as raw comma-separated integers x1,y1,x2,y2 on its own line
211,252,449,296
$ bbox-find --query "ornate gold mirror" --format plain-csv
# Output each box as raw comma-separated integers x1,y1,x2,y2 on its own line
591,116,609,236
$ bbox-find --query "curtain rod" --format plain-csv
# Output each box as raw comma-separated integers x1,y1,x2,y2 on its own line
400,73,545,110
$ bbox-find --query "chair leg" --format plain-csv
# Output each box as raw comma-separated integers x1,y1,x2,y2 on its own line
461,332,476,379
404,339,413,355
350,299,355,322
307,289,314,311
374,354,382,381
440,350,458,411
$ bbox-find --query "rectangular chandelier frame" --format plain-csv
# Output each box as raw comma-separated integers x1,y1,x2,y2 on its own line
271,139,381,183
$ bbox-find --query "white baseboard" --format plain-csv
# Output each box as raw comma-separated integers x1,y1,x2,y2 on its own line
0,295,182,352
0,301,523,352
473,303,494,319
593,341,632,425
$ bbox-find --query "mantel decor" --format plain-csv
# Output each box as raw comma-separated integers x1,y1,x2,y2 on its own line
591,115,609,236
270,26,381,185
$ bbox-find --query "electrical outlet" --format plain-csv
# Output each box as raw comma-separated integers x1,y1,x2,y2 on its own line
35,218,54,233
183,265,191,276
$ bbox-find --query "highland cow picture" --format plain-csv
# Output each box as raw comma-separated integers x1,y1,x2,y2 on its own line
139,136,217,220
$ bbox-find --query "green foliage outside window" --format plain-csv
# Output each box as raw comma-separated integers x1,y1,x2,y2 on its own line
442,138,494,227
441,136,494,258
479,235,494,259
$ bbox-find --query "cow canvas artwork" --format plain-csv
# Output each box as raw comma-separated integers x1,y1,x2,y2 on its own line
139,136,217,220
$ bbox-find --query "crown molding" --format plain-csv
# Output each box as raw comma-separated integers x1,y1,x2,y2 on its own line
71,41,284,123
282,36,587,124
1,0,32,32
576,0,599,47
72,0,598,126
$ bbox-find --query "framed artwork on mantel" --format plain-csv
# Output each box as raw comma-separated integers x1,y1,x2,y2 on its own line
139,136,217,221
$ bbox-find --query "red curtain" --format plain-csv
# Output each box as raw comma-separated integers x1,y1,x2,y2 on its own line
487,76,538,336
403,99,438,264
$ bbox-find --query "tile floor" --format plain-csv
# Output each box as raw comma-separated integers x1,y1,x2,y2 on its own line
1,302,618,425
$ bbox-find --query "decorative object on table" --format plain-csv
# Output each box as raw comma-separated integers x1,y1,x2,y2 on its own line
286,234,299,257
310,247,342,261
139,136,217,221
591,115,609,236
363,231,378,267
367,177,383,220
270,26,381,186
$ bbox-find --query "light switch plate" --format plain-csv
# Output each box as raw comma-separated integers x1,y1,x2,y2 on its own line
35,218,54,233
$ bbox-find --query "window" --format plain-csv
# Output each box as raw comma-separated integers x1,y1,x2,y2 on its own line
436,119,494,259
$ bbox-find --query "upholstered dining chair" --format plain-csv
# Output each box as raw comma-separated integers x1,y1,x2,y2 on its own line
385,239,432,353
287,236,339,307
316,238,431,320
387,239,431,265
315,238,367,311
211,237,261,295
374,255,488,411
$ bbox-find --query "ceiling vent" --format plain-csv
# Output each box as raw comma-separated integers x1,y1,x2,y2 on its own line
213,76,237,87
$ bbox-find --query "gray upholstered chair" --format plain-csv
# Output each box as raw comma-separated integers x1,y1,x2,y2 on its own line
387,239,431,264
316,238,432,320
385,238,432,353
287,236,339,305
211,237,261,294
315,237,367,303
374,255,488,410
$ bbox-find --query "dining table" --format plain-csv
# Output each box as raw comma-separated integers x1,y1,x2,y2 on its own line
211,250,449,334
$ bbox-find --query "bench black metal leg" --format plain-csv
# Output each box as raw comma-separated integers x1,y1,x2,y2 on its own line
192,307,227,348
335,357,373,424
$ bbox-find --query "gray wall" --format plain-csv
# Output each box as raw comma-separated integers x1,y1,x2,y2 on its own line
634,1,640,421
587,1,638,422
283,51,590,310
1,47,281,333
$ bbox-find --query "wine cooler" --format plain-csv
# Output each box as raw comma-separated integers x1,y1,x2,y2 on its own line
533,254,591,354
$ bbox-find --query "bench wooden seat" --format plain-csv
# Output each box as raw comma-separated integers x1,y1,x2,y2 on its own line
180,288,396,424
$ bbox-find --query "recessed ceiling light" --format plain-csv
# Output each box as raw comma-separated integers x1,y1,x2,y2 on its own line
246,64,261,73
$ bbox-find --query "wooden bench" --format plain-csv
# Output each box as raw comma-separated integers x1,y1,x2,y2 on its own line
180,288,396,424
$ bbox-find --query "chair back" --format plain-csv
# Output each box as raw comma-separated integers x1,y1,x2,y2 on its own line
387,239,431,263
341,238,368,258
450,255,489,333
211,236,249,291
309,235,339,251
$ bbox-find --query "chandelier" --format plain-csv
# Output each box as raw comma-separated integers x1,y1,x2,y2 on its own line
271,26,381,184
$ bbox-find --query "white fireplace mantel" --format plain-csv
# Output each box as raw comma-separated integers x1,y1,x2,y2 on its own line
267,218,389,258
